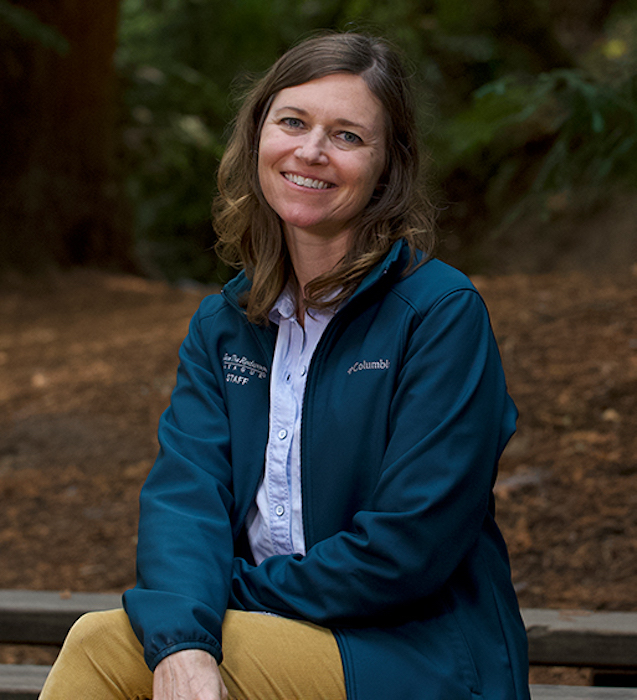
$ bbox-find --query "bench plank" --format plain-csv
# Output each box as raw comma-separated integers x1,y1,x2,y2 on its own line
522,609,637,669
0,590,121,645
0,664,51,700
531,685,637,699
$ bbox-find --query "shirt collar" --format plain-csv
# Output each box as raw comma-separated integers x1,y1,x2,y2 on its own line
268,284,297,324
268,283,341,325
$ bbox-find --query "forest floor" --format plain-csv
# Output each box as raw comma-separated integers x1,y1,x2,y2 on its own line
1,265,636,685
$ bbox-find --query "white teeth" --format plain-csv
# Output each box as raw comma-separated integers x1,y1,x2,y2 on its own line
284,173,332,190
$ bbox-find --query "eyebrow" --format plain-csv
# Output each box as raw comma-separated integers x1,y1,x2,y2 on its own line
272,106,371,133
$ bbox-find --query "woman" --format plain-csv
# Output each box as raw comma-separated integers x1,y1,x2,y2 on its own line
41,32,530,700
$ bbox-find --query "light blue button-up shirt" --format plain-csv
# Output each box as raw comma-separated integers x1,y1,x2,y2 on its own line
246,287,335,566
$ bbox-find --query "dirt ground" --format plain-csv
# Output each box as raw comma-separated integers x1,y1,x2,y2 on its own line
1,265,636,684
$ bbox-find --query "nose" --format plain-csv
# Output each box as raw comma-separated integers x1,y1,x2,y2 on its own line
295,129,329,165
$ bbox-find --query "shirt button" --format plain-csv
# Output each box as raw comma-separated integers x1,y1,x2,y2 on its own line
278,429,287,440
300,366,307,376
275,505,285,516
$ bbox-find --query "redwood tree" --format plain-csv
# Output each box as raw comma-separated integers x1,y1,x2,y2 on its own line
0,0,135,275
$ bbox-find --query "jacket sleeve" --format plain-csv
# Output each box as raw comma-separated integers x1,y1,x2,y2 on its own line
229,288,518,626
123,303,234,671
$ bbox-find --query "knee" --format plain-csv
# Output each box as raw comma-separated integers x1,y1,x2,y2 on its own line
61,609,128,658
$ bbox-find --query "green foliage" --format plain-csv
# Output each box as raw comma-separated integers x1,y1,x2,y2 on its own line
434,8,637,230
0,0,69,53
435,0,498,35
483,69,636,188
116,0,637,280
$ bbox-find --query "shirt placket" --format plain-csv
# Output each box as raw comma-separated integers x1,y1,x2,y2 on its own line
267,316,304,555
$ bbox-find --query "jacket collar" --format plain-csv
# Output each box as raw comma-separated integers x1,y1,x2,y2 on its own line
347,238,411,303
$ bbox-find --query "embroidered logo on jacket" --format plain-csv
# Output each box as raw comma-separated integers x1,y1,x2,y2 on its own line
347,359,391,375
223,353,268,386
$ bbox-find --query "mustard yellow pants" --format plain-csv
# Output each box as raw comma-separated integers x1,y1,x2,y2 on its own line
39,608,346,699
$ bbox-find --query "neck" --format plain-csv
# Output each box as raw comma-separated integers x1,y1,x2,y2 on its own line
284,224,351,294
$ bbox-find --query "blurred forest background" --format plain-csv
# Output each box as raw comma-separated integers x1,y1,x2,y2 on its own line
2,0,637,284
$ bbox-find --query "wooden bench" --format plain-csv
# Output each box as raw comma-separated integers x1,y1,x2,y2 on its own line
1,590,636,699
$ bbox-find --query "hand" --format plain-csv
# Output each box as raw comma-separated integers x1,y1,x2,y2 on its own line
153,649,228,700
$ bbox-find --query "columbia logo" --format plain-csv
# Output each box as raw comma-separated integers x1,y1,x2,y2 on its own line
347,359,391,375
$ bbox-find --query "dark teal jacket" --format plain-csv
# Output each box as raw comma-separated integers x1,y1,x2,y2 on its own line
124,240,530,699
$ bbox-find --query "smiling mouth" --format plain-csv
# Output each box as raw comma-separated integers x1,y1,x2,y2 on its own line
284,173,335,190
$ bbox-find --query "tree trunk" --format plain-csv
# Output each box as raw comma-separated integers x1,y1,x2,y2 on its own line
0,0,136,275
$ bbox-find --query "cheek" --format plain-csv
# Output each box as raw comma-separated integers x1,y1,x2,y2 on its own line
256,126,271,171
257,146,275,196
258,126,287,163
257,133,286,190
356,158,385,199
256,152,285,214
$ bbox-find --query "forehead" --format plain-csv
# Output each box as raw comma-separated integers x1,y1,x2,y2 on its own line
268,73,386,134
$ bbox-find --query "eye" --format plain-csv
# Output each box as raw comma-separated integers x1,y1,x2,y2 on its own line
337,131,363,145
281,117,304,129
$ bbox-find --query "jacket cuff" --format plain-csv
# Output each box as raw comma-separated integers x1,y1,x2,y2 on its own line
148,638,223,672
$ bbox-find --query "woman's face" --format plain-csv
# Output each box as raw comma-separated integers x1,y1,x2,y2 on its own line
257,73,386,246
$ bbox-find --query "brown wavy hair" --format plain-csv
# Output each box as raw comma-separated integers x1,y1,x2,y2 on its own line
213,31,436,324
